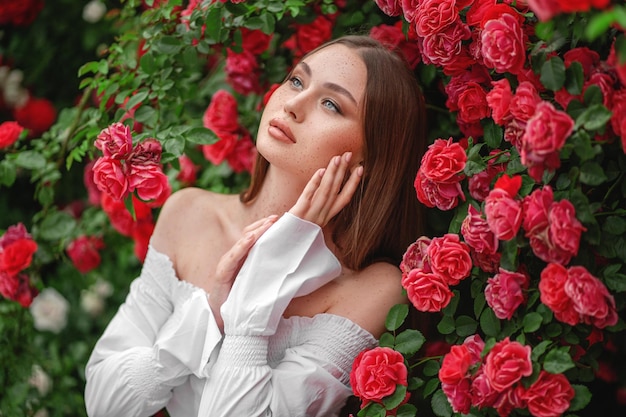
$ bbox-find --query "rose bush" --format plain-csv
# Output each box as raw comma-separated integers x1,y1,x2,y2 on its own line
2,0,626,416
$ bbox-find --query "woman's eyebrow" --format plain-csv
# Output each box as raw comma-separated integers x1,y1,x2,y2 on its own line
298,61,358,106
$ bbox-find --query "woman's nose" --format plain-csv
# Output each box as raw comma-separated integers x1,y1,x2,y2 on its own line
283,94,306,122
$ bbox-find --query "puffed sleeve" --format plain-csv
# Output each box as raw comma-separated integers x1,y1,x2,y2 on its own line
197,213,368,416
84,247,223,417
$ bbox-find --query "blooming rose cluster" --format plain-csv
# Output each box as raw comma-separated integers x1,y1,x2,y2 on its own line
92,122,171,204
226,28,273,95
202,90,256,173
414,137,467,210
66,235,105,274
440,335,575,417
400,233,472,312
350,347,409,410
540,263,618,329
0,223,38,307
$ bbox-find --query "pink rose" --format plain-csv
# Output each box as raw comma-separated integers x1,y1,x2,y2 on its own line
526,0,560,21
445,66,492,112
128,163,171,203
522,185,553,235
420,138,467,183
486,78,513,125
484,188,523,241
415,170,465,211
461,205,499,255
420,20,473,74
83,160,103,206
428,234,472,286
94,122,133,159
129,138,162,165
374,0,402,16
0,223,31,248
92,157,130,201
523,371,575,417
402,269,454,312
471,369,500,409
400,236,432,276
565,266,618,329
350,347,408,405
0,121,24,149
414,0,458,37
485,268,529,320
483,338,533,392
442,379,472,414
471,249,501,273
539,263,579,326
0,272,36,307
494,383,527,417
521,101,574,181
480,12,526,74
546,199,585,262
400,0,420,22
0,238,38,277
66,236,105,274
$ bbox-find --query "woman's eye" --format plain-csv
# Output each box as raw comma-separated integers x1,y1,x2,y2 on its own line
322,99,340,113
289,76,303,89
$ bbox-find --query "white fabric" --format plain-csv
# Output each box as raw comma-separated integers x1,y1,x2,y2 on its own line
84,213,377,417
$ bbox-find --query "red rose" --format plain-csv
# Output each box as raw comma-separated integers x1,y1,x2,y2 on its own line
128,138,162,165
202,132,238,166
420,21,473,74
521,101,574,181
132,220,155,263
13,96,57,137
92,157,130,201
483,338,533,392
485,268,529,320
522,186,553,235
101,193,152,237
414,170,465,211
471,249,501,273
66,236,105,274
202,90,240,136
427,234,472,286
463,334,485,363
374,0,402,16
283,15,333,58
420,138,467,183
226,50,262,95
480,12,526,74
494,383,527,417
523,371,575,417
510,81,541,123
0,121,24,149
0,0,44,26
546,199,585,263
486,78,513,125
226,135,256,174
84,160,103,206
442,379,472,414
466,194,503,237
539,263,579,326
457,82,491,124
350,347,408,405
94,122,133,160
0,272,36,307
240,28,272,55
439,344,473,385
402,268,454,312
0,271,19,300
400,0,420,22
176,155,199,186
0,238,38,277
128,163,171,203
370,21,421,69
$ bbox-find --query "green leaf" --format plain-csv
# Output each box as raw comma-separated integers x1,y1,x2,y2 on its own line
603,216,626,235
455,315,478,337
585,9,617,41
186,127,219,145
569,384,592,411
603,264,626,293
480,307,501,337
543,347,575,374
574,103,612,132
540,57,566,91
379,332,394,348
386,304,409,331
78,61,100,77
38,210,77,241
383,384,407,410
431,389,452,417
0,160,16,187
437,315,455,335
579,161,608,186
396,403,417,417
154,35,183,55
125,89,150,111
499,238,518,272
565,61,584,95
583,85,603,106
423,360,440,377
395,329,425,355
532,340,553,361
483,120,503,149
358,402,386,417
13,151,46,170
523,312,543,333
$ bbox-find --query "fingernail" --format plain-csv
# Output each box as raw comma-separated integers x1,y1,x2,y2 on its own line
344,152,352,162
334,156,340,166
357,166,364,176
319,168,326,176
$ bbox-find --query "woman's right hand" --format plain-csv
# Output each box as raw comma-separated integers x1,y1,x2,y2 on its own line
208,215,278,332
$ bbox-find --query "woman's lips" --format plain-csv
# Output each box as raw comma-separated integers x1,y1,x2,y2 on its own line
268,118,296,143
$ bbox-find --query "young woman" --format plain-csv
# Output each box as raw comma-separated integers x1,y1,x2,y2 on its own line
85,35,427,417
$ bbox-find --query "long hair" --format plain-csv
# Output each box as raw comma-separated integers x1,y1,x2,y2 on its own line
241,35,427,271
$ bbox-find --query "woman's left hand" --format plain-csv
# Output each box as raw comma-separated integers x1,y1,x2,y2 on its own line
288,152,363,228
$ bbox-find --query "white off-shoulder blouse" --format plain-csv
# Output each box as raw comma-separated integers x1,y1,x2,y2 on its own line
84,213,377,417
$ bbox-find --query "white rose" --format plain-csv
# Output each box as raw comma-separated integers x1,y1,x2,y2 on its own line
82,0,107,23
29,365,52,396
92,279,113,298
81,290,105,317
29,288,70,334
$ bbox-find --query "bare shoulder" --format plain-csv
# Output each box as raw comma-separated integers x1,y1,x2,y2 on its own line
328,261,408,339
150,187,227,264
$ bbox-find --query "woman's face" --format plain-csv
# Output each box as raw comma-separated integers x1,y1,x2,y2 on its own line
256,44,367,182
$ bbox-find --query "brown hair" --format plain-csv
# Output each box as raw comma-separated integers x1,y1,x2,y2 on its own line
241,35,427,270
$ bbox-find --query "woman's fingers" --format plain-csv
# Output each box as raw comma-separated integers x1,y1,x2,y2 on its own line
289,151,363,227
